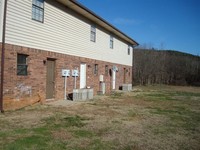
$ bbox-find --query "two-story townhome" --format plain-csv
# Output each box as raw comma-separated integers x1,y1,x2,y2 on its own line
0,0,138,111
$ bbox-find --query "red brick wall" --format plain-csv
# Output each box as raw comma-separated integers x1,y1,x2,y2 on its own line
2,44,132,110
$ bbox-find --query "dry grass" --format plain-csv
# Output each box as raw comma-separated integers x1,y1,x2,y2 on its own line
0,85,200,150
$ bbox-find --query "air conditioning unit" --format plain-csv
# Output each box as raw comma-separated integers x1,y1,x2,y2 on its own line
122,84,132,91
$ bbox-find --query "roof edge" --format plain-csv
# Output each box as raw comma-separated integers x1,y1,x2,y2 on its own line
57,0,139,46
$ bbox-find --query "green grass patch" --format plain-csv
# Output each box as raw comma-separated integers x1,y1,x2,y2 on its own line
44,115,86,128
88,139,114,150
134,89,200,102
174,91,200,97
128,110,138,118
111,92,124,99
2,135,50,150
73,129,94,138
151,106,200,132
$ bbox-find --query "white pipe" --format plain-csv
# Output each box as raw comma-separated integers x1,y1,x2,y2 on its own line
74,76,76,89
64,76,67,100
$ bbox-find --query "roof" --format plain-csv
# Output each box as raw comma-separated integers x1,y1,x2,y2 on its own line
56,0,139,46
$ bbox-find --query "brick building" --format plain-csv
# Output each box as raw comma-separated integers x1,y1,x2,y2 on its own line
0,0,138,110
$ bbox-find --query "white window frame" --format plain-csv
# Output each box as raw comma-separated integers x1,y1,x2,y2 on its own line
32,0,44,23
128,46,131,55
90,25,96,42
94,64,98,75
110,36,114,49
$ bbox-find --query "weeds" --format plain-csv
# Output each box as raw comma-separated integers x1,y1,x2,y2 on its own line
111,91,124,99
0,85,199,150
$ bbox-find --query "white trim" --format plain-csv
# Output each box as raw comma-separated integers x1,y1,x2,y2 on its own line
112,70,116,90
0,0,5,42
80,63,86,89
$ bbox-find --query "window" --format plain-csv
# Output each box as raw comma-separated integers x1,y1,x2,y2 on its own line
128,46,130,55
105,65,108,76
90,25,96,42
17,54,28,76
94,64,98,75
32,0,44,22
129,68,131,77
110,36,113,49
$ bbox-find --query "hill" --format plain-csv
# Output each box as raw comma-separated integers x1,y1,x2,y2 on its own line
133,49,200,86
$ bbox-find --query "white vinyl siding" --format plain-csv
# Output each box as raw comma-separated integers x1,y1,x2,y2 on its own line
0,0,5,42
5,0,133,66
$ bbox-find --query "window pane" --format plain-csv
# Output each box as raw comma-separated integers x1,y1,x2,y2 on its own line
17,65,28,75
110,41,113,49
17,54,28,76
32,0,36,5
91,26,95,32
105,65,108,75
17,54,27,64
91,32,96,42
39,15,43,22
94,64,98,75
128,46,130,55
110,36,113,48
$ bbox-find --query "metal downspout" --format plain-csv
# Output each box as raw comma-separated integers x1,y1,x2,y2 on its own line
0,0,8,113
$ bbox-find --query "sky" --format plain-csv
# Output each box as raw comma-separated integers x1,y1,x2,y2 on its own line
78,0,200,55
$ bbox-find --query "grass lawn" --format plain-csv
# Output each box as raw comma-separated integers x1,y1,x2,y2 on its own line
0,85,200,150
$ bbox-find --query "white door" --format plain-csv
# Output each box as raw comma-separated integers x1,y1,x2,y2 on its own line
80,63,86,89
112,70,116,90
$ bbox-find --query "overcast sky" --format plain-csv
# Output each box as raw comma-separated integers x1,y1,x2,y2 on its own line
78,0,200,55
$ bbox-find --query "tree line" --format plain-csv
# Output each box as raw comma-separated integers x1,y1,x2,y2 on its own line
133,49,200,86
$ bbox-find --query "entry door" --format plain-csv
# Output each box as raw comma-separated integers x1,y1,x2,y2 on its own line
80,63,86,89
46,59,55,99
112,70,116,90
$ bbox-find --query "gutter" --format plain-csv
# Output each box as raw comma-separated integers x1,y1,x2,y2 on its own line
0,0,8,113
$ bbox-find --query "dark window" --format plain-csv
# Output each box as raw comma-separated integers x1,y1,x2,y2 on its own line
17,54,28,76
128,46,130,55
105,65,108,75
90,25,96,42
32,0,44,22
110,36,113,49
94,64,98,75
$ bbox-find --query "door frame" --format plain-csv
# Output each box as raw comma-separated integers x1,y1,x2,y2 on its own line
46,59,56,99
80,63,86,89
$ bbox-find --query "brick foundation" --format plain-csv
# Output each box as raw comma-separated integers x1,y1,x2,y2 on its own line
2,43,132,110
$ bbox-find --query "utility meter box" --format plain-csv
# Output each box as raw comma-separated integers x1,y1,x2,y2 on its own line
99,75,104,82
62,69,70,77
112,66,118,72
72,69,79,77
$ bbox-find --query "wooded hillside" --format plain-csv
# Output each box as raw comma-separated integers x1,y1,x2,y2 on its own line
133,49,200,86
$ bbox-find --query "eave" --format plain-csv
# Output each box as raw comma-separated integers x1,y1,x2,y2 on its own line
56,0,139,46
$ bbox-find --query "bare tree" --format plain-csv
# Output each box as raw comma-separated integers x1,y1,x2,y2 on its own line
133,48,200,86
